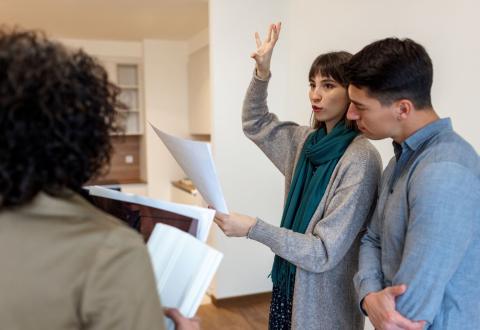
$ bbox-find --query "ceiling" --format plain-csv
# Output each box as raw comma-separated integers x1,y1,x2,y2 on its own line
0,0,209,41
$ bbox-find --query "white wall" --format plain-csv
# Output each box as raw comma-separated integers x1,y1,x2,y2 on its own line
209,0,479,298
209,0,289,298
283,0,479,164
143,40,190,200
188,46,211,135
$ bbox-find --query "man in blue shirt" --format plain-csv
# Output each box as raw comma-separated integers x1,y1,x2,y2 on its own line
346,38,480,329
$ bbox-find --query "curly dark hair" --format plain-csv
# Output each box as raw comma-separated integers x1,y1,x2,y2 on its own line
0,27,123,207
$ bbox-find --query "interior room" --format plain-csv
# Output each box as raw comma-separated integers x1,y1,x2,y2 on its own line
1,0,478,329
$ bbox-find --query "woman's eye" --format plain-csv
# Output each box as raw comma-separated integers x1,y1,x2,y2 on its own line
324,83,335,89
309,83,315,89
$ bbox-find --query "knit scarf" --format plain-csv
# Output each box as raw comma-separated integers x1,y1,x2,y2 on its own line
271,121,358,296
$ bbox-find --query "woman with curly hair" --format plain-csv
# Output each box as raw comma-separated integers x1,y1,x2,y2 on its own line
0,28,198,330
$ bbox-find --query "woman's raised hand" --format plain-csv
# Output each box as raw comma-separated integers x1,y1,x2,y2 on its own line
251,22,281,80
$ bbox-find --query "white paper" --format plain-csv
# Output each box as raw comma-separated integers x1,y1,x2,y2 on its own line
85,186,215,242
150,124,229,213
147,224,223,330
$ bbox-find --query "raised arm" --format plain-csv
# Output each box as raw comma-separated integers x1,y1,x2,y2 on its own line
243,23,311,175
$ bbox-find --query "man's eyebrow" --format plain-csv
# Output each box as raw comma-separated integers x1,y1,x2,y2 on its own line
350,100,365,107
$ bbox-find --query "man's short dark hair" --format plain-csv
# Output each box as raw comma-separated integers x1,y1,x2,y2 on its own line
346,38,433,109
0,27,123,207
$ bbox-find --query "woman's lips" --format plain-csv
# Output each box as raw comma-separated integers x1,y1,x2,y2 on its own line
312,105,323,112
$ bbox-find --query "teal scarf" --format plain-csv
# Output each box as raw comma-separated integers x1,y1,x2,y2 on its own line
271,121,358,296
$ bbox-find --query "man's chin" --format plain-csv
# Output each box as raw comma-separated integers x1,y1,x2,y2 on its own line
359,130,381,140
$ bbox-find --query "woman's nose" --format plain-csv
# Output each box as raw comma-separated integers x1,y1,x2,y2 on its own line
312,87,322,100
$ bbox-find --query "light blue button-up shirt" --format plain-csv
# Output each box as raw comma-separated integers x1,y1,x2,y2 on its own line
354,118,480,329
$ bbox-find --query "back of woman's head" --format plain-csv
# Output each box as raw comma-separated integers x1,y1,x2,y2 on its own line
0,28,122,207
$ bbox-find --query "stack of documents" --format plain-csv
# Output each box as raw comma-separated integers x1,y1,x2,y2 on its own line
85,186,223,330
148,224,222,330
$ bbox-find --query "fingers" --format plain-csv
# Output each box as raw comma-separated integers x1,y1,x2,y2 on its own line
164,308,182,322
276,21,282,35
215,210,228,220
254,31,261,48
213,212,226,230
387,284,407,297
265,24,273,42
271,22,281,43
256,22,282,47
388,311,425,330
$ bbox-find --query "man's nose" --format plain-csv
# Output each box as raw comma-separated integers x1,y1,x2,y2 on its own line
346,103,359,120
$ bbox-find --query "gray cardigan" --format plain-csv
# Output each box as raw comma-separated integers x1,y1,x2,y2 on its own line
243,73,382,330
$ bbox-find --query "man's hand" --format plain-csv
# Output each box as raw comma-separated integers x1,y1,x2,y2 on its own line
363,285,426,330
164,308,200,330
212,209,257,237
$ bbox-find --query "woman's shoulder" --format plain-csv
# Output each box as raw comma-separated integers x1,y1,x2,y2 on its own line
341,135,382,170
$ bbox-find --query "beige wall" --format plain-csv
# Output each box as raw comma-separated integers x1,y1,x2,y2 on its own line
209,0,289,298
188,45,211,135
143,40,190,200
61,38,190,200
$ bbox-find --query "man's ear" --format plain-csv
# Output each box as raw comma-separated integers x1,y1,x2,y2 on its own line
395,99,413,120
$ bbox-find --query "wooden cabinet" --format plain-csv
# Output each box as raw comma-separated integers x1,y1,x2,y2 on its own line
91,58,146,185
103,59,144,135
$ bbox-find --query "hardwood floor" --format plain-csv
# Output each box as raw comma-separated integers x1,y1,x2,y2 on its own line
197,293,271,330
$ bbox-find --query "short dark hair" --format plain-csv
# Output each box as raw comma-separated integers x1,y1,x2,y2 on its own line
309,51,352,87
346,38,433,109
308,51,357,130
0,27,123,207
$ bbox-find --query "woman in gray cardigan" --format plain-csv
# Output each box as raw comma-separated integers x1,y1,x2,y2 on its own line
214,23,382,330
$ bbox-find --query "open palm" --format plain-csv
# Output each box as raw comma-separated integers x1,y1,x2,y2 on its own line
251,22,281,79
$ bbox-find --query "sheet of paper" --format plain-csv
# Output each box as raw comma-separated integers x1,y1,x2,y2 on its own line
151,123,229,213
85,186,215,242
147,223,223,330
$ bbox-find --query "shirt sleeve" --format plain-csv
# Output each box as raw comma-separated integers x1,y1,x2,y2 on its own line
392,161,480,324
353,205,385,314
248,147,382,273
81,226,166,330
242,72,311,176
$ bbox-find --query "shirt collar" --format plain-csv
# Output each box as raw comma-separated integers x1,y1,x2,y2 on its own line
392,118,452,159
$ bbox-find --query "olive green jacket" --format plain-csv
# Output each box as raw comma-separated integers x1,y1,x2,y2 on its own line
0,191,165,330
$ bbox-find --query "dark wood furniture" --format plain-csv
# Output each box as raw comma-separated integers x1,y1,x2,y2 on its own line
86,193,198,242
